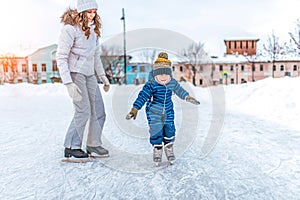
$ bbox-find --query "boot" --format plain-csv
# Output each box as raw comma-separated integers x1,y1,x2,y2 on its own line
86,145,109,158
153,144,163,165
164,142,175,163
64,148,89,158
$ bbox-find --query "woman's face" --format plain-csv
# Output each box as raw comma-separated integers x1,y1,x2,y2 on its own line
86,9,97,23
155,74,171,85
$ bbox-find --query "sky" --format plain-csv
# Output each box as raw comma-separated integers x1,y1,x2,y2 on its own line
0,0,300,56
0,77,299,198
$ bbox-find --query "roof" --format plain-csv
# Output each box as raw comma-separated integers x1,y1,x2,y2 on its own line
224,37,260,42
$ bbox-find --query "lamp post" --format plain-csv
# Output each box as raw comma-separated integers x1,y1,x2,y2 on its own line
120,8,127,84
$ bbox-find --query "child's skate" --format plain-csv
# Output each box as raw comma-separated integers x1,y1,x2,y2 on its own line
164,142,175,165
153,144,163,167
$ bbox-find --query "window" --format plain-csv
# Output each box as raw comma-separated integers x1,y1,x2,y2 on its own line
273,65,276,71
229,41,231,49
32,64,37,72
200,65,203,71
260,65,264,71
252,65,255,71
22,64,27,73
219,65,223,71
132,65,137,72
246,41,248,49
252,41,254,48
231,78,234,84
172,66,175,71
234,41,237,49
52,60,58,71
180,66,183,72
241,65,244,71
219,79,223,84
230,65,234,71
42,64,46,72
140,66,145,72
199,79,203,85
293,65,297,71
280,65,284,71
240,41,242,48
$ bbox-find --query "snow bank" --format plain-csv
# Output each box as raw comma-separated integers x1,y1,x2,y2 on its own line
225,77,300,130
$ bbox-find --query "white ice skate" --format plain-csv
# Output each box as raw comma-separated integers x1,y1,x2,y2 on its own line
153,144,163,167
164,142,175,165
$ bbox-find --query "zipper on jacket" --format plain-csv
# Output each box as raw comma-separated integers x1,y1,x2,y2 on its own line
162,85,167,115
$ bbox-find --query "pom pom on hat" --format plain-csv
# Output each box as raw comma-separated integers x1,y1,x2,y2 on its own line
77,0,98,13
152,52,172,76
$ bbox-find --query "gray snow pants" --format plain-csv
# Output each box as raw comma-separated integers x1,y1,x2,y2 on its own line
64,73,106,149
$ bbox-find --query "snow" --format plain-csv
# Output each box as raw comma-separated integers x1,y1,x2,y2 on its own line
0,77,300,199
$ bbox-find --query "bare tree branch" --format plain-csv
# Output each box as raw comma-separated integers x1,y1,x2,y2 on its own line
180,42,207,85
288,19,300,51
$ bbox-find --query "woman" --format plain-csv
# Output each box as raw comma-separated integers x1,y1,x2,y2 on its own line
56,0,110,161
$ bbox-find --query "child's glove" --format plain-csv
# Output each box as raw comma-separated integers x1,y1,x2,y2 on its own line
98,75,110,92
65,83,82,102
126,108,138,120
186,96,200,105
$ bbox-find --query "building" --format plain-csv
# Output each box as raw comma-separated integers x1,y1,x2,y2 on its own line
172,38,300,87
0,44,59,84
224,38,259,56
126,63,152,84
1,38,299,86
28,44,58,84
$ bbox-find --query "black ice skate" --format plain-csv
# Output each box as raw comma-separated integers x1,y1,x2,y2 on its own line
164,142,175,165
153,144,163,167
62,148,90,163
86,145,109,158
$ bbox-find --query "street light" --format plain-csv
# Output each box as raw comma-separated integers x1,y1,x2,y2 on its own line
120,8,127,84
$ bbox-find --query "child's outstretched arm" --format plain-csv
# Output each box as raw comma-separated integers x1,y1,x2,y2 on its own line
185,96,200,105
125,83,153,120
173,80,200,105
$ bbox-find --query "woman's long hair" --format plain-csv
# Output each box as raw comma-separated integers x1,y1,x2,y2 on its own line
74,10,101,39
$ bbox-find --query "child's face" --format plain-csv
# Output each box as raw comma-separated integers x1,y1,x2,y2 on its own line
86,9,97,23
155,74,171,85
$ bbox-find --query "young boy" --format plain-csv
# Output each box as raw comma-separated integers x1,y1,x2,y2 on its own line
126,52,200,166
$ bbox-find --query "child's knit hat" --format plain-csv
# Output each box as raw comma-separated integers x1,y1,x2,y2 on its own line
152,52,172,77
77,0,98,13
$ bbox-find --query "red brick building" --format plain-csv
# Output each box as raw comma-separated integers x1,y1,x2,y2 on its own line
172,38,300,87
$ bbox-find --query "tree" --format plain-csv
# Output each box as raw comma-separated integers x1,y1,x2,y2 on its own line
263,31,284,77
137,48,157,64
100,44,123,67
1,54,18,83
181,42,207,85
288,19,300,55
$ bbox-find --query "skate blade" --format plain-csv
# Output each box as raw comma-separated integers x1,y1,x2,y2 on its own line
154,161,173,168
168,160,174,165
61,157,91,163
89,153,110,158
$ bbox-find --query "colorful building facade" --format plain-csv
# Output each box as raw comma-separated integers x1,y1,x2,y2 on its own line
1,40,300,86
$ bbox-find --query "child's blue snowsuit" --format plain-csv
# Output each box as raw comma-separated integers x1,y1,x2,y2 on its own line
133,76,189,145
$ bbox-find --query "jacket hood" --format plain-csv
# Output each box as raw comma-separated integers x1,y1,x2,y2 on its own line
60,9,77,26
